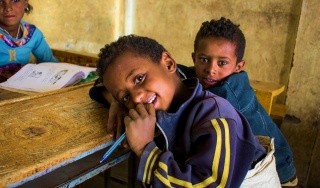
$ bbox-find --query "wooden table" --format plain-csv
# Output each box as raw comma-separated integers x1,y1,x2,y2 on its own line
0,88,27,101
0,83,133,187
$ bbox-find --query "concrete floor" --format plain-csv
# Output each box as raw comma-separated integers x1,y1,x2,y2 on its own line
280,117,319,188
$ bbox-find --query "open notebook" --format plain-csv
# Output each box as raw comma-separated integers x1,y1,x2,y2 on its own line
0,62,97,92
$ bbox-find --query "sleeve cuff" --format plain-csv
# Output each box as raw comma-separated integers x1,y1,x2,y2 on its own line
136,142,162,185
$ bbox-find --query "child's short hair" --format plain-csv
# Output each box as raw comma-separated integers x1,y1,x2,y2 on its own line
97,35,167,83
194,17,246,63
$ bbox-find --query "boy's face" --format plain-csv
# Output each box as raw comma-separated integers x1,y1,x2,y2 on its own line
192,37,244,89
103,52,177,111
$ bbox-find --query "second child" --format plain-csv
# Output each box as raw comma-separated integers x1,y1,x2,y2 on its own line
178,17,297,187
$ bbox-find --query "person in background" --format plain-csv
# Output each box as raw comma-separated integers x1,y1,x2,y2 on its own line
0,0,58,81
177,17,297,187
95,34,281,187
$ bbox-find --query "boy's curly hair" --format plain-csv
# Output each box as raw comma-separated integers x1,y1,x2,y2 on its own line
96,35,167,83
194,17,246,63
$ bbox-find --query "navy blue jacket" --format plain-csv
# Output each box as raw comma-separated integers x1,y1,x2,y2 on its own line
137,78,265,187
89,78,266,187
178,65,296,183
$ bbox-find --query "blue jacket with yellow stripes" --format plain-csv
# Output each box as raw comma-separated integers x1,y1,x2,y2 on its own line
136,78,266,188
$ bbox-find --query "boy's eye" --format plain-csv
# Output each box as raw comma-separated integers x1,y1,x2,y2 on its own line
134,74,144,85
218,61,227,66
199,57,209,63
121,94,130,103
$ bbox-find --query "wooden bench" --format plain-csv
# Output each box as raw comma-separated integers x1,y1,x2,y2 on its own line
250,80,288,126
52,48,98,66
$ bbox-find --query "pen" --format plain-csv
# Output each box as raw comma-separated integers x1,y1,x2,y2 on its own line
100,132,126,163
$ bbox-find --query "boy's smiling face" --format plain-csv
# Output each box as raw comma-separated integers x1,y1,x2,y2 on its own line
192,37,244,89
103,51,177,111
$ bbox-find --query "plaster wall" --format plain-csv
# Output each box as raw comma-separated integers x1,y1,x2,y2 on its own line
25,1,301,85
285,0,320,186
133,1,301,86
24,0,125,54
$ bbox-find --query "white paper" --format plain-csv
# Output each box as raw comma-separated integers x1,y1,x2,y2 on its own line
0,62,96,92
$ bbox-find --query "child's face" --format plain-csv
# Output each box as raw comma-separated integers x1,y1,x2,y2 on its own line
0,0,28,29
103,52,177,111
192,37,244,89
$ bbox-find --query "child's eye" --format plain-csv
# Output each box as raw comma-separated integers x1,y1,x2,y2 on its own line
121,94,130,103
12,0,19,2
199,57,209,63
134,74,144,85
218,61,227,66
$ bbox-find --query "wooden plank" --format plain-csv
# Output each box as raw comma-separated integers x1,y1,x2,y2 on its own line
250,80,285,115
0,84,110,187
271,103,288,117
52,48,98,66
250,80,285,96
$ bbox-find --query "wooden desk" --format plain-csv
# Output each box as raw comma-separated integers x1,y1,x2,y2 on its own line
0,88,27,101
250,80,285,115
0,83,131,187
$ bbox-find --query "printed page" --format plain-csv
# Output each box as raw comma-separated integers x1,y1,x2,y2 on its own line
0,63,96,92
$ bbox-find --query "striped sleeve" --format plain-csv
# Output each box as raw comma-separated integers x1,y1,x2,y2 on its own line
136,117,249,188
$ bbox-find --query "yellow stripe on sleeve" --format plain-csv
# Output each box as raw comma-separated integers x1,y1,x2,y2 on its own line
219,118,231,188
153,118,231,188
143,147,161,183
146,149,162,184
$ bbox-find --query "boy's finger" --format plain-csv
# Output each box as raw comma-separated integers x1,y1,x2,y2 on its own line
135,103,150,116
144,103,155,116
106,117,116,137
128,108,140,120
124,115,132,125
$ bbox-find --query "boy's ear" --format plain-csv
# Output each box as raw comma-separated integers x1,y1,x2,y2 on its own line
161,52,177,73
191,52,196,64
235,60,245,72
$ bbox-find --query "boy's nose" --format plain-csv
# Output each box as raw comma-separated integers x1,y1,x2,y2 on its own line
131,89,144,105
205,62,217,75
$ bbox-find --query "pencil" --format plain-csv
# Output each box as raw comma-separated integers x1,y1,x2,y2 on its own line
100,132,126,163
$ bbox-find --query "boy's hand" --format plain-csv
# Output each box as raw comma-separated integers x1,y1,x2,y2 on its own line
107,101,129,147
124,103,156,157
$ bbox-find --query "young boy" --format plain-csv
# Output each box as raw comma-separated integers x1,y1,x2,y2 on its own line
177,17,297,187
95,35,280,187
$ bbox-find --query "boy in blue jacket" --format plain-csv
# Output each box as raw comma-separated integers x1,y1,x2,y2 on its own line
95,35,280,187
177,17,297,187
